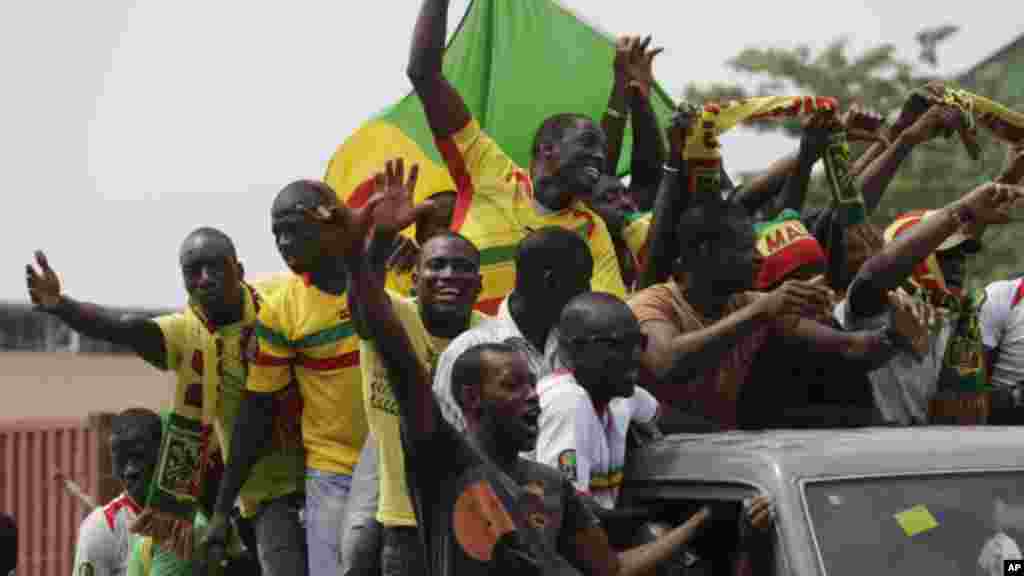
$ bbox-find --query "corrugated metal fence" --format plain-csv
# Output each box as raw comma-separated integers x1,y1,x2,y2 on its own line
0,414,118,576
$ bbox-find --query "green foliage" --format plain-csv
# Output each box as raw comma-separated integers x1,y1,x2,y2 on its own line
685,28,1024,289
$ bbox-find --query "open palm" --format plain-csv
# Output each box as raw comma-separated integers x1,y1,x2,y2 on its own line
369,158,434,237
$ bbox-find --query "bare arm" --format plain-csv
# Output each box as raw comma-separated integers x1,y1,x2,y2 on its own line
407,0,472,139
849,182,1024,318
638,108,690,289
573,509,711,576
212,391,274,518
731,152,800,217
601,36,632,175
641,306,767,384
857,103,964,214
628,86,667,212
26,251,167,367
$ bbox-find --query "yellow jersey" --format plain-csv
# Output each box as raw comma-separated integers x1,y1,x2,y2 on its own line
436,119,626,313
248,274,368,475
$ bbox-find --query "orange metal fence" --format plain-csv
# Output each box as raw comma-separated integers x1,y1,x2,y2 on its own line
0,414,118,576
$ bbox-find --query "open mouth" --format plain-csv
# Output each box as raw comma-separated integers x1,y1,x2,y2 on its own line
435,287,463,301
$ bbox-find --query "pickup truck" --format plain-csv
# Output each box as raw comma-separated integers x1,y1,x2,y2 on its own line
620,426,1024,576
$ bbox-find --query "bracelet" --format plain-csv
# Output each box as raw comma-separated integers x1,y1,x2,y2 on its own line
606,107,627,120
662,163,680,174
948,203,976,230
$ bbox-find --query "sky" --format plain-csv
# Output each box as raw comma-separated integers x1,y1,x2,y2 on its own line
2,0,1021,308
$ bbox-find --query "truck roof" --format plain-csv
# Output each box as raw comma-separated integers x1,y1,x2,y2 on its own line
631,426,1024,486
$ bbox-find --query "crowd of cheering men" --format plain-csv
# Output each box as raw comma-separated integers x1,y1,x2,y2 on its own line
11,0,1024,575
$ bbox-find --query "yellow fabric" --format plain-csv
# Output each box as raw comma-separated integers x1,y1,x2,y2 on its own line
152,279,302,517
622,212,652,269
933,86,1024,144
360,293,488,526
683,96,839,160
248,275,368,475
441,120,626,312
385,268,417,299
324,119,454,241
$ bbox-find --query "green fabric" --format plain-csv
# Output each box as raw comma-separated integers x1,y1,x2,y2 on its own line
942,289,992,393
372,0,677,176
145,412,206,520
822,130,866,227
127,513,208,576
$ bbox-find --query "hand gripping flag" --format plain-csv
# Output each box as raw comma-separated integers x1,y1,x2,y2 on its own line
323,0,678,239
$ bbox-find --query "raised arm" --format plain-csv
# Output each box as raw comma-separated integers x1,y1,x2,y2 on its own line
601,36,635,175
407,0,471,139
625,38,666,210
343,160,439,441
856,101,965,214
638,106,692,289
848,183,1024,318
26,250,167,367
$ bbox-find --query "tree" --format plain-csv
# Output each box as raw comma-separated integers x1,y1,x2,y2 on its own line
685,27,1024,288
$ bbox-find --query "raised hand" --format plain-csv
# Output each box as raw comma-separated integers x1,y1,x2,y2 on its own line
26,250,62,309
800,110,837,159
302,192,380,260
841,104,889,145
899,103,970,148
625,35,663,96
953,181,1024,227
368,158,434,237
613,35,638,85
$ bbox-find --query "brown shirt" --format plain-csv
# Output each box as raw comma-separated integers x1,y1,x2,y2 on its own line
628,282,797,429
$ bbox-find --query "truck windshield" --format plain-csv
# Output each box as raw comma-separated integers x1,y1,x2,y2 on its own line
803,471,1024,576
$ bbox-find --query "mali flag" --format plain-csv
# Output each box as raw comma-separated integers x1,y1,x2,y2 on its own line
324,0,679,226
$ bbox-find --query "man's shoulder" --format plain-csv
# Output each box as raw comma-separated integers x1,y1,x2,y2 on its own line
537,370,586,400
442,316,512,352
78,506,112,537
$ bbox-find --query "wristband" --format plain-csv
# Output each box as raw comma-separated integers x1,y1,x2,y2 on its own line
606,107,626,120
950,203,976,229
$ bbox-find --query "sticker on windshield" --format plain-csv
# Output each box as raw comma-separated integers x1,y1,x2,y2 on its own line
894,505,939,537
828,494,843,506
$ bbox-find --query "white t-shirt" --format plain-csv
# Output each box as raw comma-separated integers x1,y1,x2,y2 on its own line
980,278,1024,391
432,296,563,433
72,493,139,576
979,532,1023,576
528,369,659,510
835,297,956,426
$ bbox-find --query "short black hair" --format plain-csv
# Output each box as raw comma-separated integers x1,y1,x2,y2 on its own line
181,227,238,260
111,408,162,445
0,513,15,574
451,342,521,409
420,231,481,266
530,113,593,159
272,179,338,215
677,200,753,262
514,227,593,288
559,291,633,340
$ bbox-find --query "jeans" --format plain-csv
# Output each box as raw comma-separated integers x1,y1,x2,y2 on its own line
251,493,308,576
305,469,352,576
340,438,382,576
